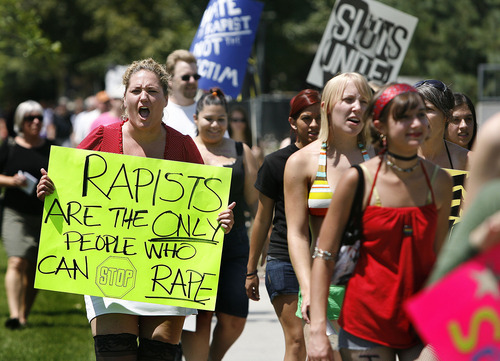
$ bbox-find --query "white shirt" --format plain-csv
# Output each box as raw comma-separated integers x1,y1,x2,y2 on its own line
72,109,100,146
163,101,197,138
84,295,197,321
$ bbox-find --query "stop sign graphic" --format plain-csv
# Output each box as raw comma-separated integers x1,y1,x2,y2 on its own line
96,256,137,299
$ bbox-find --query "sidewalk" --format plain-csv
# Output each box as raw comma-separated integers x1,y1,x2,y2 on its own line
222,276,285,361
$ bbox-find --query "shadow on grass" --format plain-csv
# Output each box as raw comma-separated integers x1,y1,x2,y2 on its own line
31,308,87,316
27,320,90,329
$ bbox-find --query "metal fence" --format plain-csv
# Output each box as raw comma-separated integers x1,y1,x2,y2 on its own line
229,93,294,155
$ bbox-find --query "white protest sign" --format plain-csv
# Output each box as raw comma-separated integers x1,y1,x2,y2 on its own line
307,0,418,87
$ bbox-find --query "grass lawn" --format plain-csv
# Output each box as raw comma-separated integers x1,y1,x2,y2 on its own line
0,244,95,360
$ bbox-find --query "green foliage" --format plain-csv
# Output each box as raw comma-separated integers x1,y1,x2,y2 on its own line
0,0,207,106
0,0,62,105
259,0,337,91
260,0,500,99
381,0,500,100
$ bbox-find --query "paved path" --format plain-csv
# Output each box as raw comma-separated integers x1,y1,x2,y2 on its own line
223,277,285,360
183,276,286,360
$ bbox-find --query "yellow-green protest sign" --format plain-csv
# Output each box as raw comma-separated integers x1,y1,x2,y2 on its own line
35,146,232,311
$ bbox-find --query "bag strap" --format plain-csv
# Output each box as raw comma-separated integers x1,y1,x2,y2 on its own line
341,164,365,246
350,164,365,222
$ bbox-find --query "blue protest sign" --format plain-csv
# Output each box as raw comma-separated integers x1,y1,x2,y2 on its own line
190,0,264,99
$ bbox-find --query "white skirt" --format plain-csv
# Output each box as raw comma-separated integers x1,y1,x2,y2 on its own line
84,295,197,322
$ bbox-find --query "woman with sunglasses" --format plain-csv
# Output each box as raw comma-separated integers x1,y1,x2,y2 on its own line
415,80,470,230
284,73,374,360
414,79,470,170
246,89,321,361
229,106,264,166
445,92,477,150
308,84,452,361
228,106,252,146
0,100,53,329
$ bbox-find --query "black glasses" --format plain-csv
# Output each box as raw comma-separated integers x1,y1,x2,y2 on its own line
414,79,448,92
180,73,201,82
24,115,44,122
230,117,245,123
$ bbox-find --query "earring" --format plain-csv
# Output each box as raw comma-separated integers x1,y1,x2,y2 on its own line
380,133,387,148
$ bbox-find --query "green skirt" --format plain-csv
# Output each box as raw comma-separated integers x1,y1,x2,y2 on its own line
296,285,345,320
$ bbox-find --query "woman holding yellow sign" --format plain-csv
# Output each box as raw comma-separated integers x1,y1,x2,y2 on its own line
37,58,235,361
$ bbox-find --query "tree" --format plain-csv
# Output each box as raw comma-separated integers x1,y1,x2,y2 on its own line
259,0,500,101
382,0,500,101
0,0,61,108
35,0,207,97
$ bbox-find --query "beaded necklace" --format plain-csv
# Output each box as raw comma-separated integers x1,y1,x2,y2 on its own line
359,143,370,162
385,154,420,173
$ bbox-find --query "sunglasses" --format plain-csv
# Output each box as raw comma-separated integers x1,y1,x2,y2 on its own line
24,115,44,122
180,73,201,82
414,79,448,92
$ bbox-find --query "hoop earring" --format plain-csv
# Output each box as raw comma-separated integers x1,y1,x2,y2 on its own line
120,102,127,120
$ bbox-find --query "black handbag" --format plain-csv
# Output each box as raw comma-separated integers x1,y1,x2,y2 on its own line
331,164,365,285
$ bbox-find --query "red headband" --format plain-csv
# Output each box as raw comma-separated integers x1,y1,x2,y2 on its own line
372,84,418,120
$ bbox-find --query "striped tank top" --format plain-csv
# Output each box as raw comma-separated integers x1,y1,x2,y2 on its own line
308,142,332,216
308,142,371,216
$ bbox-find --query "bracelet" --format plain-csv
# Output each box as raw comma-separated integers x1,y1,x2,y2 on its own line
246,270,258,278
312,247,335,261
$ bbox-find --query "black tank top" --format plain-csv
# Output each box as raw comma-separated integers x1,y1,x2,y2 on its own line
224,142,247,228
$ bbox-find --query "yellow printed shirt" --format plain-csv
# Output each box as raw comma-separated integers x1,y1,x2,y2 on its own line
444,169,468,229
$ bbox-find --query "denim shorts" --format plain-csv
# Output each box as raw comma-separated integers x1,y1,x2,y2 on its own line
265,257,299,302
339,328,382,351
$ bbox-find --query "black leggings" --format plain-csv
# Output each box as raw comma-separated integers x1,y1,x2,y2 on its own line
94,333,181,361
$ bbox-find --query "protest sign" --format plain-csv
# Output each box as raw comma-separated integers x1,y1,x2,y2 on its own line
307,0,418,87
35,146,232,311
190,0,264,98
406,243,500,360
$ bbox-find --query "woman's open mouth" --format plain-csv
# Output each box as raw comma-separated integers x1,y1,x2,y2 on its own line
139,106,150,119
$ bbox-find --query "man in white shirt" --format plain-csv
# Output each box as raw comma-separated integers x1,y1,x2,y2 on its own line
71,91,110,147
163,50,200,137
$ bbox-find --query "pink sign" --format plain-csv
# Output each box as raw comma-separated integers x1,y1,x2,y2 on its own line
406,243,500,360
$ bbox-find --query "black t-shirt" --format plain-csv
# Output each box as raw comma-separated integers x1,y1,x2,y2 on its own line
0,138,52,215
254,143,299,262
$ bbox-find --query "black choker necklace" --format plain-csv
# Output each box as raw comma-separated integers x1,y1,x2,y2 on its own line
387,150,418,161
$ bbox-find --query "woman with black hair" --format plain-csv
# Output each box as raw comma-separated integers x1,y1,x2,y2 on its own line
445,92,477,150
182,88,259,361
415,80,470,170
246,89,321,361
